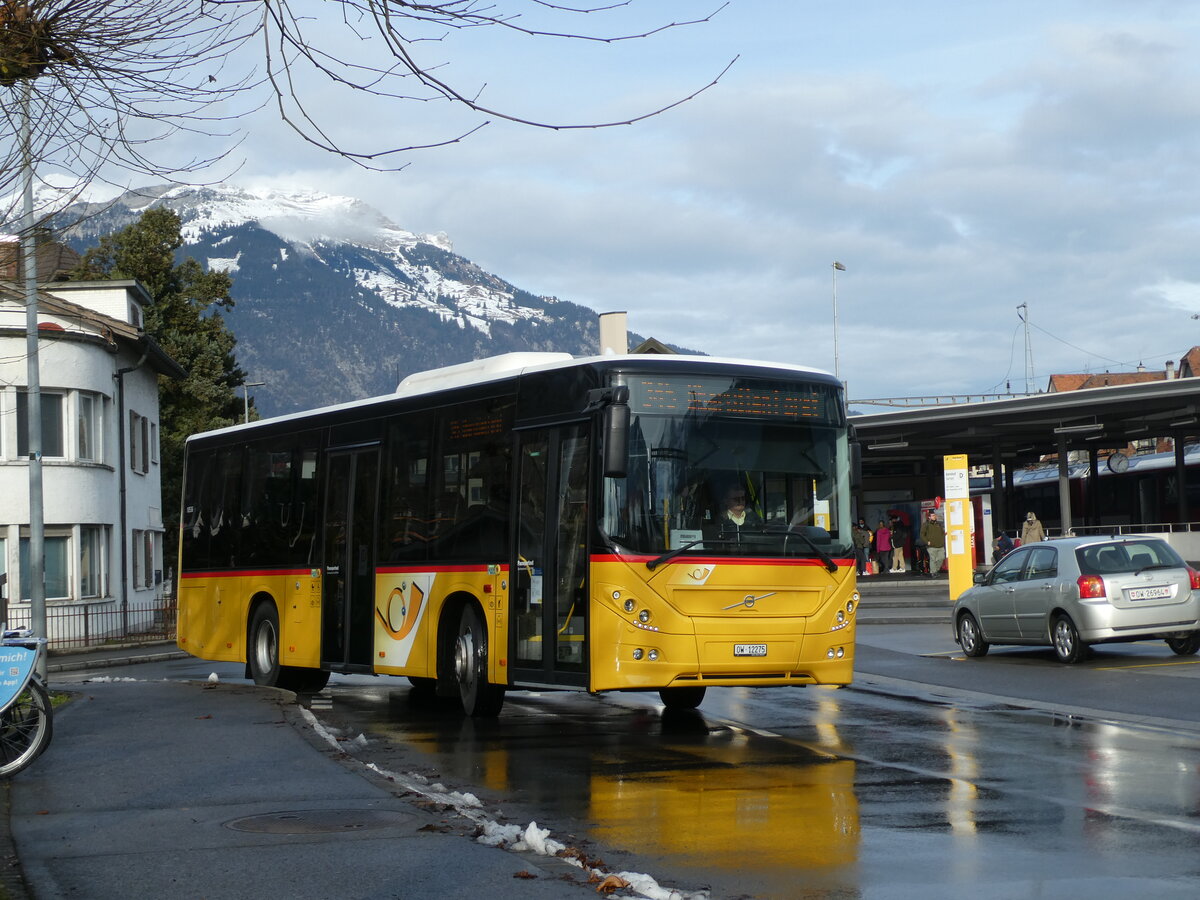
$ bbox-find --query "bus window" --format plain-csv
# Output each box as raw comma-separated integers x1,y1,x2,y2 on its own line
181,449,211,569
293,447,320,566
430,400,513,560
515,435,548,665
386,415,432,561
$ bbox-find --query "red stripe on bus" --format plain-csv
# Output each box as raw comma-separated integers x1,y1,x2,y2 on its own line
183,564,507,579
590,554,852,567
180,569,312,580
376,564,505,575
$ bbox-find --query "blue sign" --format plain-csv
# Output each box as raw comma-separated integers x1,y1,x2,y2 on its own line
0,646,36,710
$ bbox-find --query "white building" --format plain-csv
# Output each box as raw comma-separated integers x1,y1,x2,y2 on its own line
0,275,183,639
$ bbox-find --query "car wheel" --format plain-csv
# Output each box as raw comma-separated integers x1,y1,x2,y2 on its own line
957,612,990,658
1052,614,1086,664
1166,632,1200,656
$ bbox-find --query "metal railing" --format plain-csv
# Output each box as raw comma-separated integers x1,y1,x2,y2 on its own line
1057,522,1200,536
4,597,178,652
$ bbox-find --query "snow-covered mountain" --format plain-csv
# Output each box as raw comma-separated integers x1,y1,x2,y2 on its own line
60,185,674,417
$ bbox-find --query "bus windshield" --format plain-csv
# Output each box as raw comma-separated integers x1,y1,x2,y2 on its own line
601,375,851,561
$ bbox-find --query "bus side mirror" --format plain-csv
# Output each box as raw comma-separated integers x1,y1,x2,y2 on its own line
850,441,862,490
603,389,630,479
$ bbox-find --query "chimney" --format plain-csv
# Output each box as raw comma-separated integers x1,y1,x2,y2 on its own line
598,311,628,356
1167,360,1176,380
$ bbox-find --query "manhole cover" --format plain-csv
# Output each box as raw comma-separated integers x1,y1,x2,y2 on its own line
226,809,413,834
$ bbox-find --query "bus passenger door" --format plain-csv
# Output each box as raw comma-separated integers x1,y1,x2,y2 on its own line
511,426,590,689
321,447,379,671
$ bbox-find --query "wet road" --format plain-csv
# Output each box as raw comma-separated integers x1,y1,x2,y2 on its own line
55,635,1200,899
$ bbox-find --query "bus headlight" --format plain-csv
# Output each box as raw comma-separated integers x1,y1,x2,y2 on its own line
648,649,659,661
633,648,644,660
624,598,636,613
639,609,652,624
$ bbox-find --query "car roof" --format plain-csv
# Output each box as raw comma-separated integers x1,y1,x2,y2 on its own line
1023,534,1166,550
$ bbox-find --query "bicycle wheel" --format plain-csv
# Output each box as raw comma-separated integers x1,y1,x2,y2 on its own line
0,680,53,777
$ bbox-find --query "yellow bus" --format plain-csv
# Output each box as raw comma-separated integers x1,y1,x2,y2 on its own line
177,352,858,715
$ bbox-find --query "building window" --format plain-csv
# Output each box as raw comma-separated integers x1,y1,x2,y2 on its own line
131,529,161,589
17,391,64,458
129,411,150,474
79,526,107,599
150,422,158,464
19,535,69,600
77,393,103,462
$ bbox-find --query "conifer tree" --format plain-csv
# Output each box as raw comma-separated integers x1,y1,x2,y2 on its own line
72,207,246,564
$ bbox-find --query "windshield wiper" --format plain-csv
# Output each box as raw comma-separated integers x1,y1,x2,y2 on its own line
789,528,839,574
646,539,734,571
1134,563,1175,575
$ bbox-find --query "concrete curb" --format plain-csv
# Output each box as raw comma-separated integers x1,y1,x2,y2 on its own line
46,649,190,674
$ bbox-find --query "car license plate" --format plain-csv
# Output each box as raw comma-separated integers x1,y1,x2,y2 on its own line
734,643,767,657
1128,586,1172,601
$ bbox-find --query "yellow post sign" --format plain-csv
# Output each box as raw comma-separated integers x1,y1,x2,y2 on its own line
943,454,973,600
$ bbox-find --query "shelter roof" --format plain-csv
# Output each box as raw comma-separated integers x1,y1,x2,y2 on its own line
852,377,1200,466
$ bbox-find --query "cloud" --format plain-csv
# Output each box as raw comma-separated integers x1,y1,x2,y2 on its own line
218,3,1200,400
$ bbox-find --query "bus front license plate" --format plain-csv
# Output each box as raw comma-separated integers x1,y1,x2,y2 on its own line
734,643,767,657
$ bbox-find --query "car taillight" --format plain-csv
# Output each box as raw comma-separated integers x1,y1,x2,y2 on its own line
1189,567,1200,590
1077,575,1106,599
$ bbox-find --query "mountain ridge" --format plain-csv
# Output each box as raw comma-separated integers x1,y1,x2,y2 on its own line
58,184,689,418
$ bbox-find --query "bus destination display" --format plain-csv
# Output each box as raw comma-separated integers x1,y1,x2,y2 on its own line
629,377,836,422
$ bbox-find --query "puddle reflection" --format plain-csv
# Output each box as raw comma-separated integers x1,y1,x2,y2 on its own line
360,688,861,888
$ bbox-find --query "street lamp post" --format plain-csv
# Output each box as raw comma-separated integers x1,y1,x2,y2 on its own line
832,261,846,382
242,381,265,424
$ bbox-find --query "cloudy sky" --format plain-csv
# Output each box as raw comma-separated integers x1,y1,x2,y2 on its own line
113,2,1200,403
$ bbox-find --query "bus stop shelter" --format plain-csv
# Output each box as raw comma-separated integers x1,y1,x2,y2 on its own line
850,377,1200,535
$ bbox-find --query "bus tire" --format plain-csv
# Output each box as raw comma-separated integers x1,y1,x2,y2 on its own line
249,603,284,687
659,686,706,710
454,604,505,717
248,603,330,692
285,668,331,693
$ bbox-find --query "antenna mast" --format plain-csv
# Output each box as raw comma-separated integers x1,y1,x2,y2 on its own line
1017,303,1034,394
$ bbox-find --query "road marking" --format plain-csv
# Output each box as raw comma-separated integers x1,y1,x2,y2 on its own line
1094,658,1200,671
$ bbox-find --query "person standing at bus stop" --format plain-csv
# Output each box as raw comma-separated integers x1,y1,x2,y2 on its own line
921,510,946,576
1021,511,1045,544
874,519,892,576
852,518,872,575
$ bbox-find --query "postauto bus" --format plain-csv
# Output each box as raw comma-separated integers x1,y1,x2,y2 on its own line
177,352,858,715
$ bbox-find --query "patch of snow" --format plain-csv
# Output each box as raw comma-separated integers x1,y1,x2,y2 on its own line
297,705,709,900
207,253,241,273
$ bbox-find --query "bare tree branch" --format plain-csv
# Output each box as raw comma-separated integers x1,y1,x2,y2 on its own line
0,0,732,226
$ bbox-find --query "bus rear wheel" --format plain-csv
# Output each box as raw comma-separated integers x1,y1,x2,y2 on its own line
659,686,706,710
249,603,329,693
453,605,505,717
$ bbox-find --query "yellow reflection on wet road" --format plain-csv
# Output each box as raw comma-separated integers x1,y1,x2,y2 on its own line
587,739,859,885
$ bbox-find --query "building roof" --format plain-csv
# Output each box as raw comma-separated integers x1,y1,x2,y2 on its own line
0,280,184,379
1048,371,1165,391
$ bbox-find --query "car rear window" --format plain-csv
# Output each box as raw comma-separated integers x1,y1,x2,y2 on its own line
1076,540,1185,575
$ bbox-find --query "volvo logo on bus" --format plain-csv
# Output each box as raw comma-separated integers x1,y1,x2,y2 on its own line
724,591,776,611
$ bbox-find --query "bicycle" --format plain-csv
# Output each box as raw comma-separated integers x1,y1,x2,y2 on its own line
0,574,53,777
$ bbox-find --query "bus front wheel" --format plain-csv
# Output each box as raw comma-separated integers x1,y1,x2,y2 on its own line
659,686,706,710
454,605,505,717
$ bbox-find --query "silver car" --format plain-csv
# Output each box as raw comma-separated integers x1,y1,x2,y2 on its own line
953,535,1200,664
